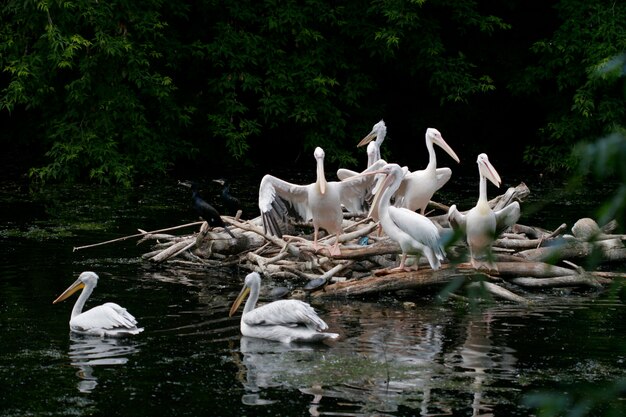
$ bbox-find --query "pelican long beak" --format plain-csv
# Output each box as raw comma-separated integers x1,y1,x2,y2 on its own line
479,157,502,188
434,136,460,163
367,170,394,218
357,130,377,147
316,157,326,195
229,286,250,317
53,279,85,304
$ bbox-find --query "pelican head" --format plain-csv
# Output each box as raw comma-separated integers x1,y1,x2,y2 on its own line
314,147,327,195
477,153,501,187
426,128,460,163
229,272,259,317
358,120,386,147
53,271,98,304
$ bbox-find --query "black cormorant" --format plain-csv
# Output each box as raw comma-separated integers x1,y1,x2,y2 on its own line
213,178,241,216
190,182,235,238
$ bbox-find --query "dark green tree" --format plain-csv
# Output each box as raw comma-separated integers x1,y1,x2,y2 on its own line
0,0,195,186
514,0,626,172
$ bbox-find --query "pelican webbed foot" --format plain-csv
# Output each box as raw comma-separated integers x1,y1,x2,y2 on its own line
470,257,499,273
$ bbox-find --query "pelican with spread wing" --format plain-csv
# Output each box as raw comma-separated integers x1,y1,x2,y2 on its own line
395,128,460,214
371,163,446,271
53,271,144,337
447,153,521,271
229,272,339,343
259,147,382,256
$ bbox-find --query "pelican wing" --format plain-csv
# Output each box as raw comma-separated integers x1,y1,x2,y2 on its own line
337,160,387,213
447,204,467,232
435,167,453,191
389,207,444,252
336,168,359,181
71,303,143,336
243,299,329,331
388,206,445,269
495,201,521,235
259,174,311,237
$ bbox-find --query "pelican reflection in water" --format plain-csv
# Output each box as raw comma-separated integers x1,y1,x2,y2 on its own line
229,272,339,343
68,333,141,393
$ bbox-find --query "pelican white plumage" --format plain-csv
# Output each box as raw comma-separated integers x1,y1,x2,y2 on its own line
336,120,390,225
53,271,144,337
371,163,446,271
358,120,387,166
394,128,460,214
259,147,383,256
337,120,387,180
447,153,521,271
229,272,339,343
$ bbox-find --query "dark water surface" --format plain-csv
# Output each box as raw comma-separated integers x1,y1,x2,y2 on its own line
1,172,624,416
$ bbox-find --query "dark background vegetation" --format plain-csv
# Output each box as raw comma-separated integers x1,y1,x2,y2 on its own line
0,0,624,186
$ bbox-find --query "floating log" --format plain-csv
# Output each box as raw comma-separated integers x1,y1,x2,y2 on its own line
73,181,626,302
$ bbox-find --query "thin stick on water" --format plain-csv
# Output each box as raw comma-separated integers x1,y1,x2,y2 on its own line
72,221,206,252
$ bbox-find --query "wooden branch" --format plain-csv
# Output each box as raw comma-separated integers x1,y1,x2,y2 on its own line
222,217,300,257
330,239,400,259
492,261,577,277
510,275,606,289
511,224,555,239
319,261,354,281
491,182,530,210
149,237,196,263
518,237,626,263
73,221,205,251
494,238,544,250
312,265,457,298
467,281,530,304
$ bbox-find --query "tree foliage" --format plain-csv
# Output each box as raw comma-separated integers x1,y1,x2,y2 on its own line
0,0,195,186
0,0,624,184
516,0,626,172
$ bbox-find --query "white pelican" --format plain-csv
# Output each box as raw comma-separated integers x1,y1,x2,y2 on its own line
336,120,389,225
393,128,460,214
259,147,382,256
371,163,446,271
358,119,387,165
229,272,339,343
337,119,387,180
53,271,144,337
447,153,521,271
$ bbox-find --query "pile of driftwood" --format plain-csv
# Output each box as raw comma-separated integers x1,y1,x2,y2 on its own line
76,183,626,304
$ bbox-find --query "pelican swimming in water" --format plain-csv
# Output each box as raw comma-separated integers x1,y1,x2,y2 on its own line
371,163,446,271
259,147,383,256
447,153,521,271
53,271,144,337
229,272,339,343
393,128,460,214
